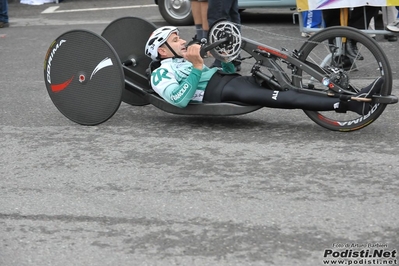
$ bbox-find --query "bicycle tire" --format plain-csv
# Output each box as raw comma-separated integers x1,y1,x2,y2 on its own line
44,30,124,126
102,17,157,106
292,26,392,132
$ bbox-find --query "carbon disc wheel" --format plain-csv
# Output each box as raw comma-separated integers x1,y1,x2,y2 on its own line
44,30,124,125
102,17,157,106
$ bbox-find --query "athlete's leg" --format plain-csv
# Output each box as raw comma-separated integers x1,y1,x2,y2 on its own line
220,76,383,114
221,76,337,110
190,0,204,40
200,1,209,38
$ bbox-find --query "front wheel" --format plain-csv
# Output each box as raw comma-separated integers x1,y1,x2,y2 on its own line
293,26,393,132
158,0,194,26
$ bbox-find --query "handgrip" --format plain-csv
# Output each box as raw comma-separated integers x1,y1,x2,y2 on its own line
199,38,229,58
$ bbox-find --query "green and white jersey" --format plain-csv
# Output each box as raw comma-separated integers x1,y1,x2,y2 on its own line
150,58,235,108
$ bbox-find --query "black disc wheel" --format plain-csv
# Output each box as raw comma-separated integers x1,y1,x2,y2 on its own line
293,26,392,132
102,17,157,106
44,30,124,125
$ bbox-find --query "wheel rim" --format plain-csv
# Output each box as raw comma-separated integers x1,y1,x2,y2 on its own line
164,0,191,20
293,27,392,131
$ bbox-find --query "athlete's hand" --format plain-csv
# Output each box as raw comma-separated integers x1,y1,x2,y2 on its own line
184,44,203,70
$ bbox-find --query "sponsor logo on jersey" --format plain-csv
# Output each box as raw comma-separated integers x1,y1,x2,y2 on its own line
171,83,191,102
152,68,171,86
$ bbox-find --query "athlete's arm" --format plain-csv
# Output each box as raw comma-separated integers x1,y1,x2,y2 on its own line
184,44,203,70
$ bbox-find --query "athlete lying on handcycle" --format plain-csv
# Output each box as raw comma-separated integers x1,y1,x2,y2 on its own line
145,26,383,115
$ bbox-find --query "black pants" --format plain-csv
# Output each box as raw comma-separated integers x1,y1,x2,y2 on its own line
207,0,240,28
323,7,380,29
203,72,338,111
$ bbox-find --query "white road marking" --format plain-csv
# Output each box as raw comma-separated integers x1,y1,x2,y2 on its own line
41,4,157,14
42,6,60,14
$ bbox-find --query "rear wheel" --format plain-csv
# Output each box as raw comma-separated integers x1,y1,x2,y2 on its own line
102,17,157,106
293,26,392,131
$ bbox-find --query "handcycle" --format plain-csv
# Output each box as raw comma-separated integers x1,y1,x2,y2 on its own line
43,17,398,131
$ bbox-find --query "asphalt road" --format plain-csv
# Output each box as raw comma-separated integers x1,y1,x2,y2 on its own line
1,1,399,265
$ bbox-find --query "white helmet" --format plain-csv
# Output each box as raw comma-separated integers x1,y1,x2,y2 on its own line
145,26,179,61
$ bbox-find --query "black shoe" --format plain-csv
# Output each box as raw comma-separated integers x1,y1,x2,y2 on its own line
0,22,9,28
349,77,384,115
384,35,398,42
345,40,364,60
332,55,357,71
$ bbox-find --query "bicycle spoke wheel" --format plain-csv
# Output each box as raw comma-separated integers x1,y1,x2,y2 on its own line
293,26,392,131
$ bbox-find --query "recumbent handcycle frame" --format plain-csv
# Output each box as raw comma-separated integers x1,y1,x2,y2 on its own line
44,17,397,131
